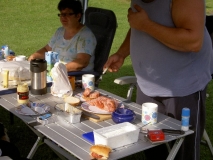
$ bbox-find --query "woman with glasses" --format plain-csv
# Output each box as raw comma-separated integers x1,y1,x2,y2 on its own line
28,0,97,72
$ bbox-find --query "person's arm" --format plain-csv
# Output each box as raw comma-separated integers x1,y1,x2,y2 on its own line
28,44,52,61
104,29,131,72
128,0,205,52
116,29,131,58
65,27,96,72
65,53,91,71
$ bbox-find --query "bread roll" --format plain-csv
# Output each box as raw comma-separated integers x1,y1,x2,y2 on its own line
64,96,80,106
90,144,111,159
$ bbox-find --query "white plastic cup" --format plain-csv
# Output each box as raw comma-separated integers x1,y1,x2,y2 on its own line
141,102,158,125
13,55,26,61
82,74,95,91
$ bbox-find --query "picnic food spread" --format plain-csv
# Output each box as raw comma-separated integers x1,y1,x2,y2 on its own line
82,89,116,112
90,144,111,160
64,96,81,113
82,88,100,101
0,61,31,82
6,55,15,61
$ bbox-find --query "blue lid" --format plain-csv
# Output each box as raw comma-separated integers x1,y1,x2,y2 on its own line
182,108,190,116
82,132,94,144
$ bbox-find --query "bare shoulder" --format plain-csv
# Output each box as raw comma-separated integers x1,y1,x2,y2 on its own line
171,0,205,29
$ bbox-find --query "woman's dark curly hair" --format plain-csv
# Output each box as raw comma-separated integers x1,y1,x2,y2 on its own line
58,0,83,22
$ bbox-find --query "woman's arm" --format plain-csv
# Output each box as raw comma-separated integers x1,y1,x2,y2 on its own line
65,53,91,71
28,44,52,61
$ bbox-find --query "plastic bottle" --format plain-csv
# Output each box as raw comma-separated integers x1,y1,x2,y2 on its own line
3,45,9,58
181,108,190,131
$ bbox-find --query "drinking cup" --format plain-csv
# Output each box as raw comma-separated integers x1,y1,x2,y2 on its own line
13,55,26,61
82,74,95,91
141,102,158,125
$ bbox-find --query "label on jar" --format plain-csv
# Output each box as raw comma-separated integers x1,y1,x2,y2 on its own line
17,91,29,100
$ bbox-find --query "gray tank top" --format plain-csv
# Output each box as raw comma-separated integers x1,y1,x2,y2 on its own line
130,0,213,97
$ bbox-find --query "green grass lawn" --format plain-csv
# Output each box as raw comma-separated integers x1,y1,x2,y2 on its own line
206,0,213,14
0,0,213,159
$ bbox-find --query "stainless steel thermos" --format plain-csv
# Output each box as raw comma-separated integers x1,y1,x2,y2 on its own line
30,59,47,95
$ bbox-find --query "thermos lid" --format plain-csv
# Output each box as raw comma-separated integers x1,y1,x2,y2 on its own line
30,59,47,73
182,108,190,117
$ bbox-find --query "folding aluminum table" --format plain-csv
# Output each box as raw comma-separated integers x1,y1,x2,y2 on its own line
0,88,194,160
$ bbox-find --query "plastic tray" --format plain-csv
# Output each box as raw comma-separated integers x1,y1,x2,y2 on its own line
93,122,140,149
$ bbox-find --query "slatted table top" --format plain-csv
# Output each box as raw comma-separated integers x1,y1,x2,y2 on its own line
0,88,194,160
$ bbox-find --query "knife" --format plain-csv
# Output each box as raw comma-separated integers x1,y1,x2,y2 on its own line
55,104,100,120
162,129,185,135
82,111,100,120
74,105,100,120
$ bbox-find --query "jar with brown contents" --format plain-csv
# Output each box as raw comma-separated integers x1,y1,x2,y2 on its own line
17,83,29,104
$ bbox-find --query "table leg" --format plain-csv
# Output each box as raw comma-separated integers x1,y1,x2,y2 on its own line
44,139,78,160
202,129,213,156
9,112,14,125
166,142,171,153
27,137,43,159
166,137,185,160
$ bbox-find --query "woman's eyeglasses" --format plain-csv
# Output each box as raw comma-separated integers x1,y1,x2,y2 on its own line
141,0,155,3
57,13,75,17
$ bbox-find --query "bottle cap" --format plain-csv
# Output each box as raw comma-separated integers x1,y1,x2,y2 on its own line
182,108,190,116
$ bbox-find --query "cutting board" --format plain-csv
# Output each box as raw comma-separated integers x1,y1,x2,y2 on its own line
82,113,112,122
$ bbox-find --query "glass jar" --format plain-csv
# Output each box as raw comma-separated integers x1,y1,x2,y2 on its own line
17,82,29,104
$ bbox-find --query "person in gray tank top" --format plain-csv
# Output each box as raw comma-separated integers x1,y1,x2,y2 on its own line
104,0,213,159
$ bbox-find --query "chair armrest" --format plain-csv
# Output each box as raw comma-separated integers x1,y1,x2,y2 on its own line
114,76,137,85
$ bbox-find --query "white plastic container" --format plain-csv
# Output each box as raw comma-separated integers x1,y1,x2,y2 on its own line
93,122,140,149
64,112,82,124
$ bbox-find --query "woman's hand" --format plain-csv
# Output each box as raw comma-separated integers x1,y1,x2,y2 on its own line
28,45,50,61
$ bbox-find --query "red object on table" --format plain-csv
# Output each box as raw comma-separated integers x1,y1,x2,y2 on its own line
148,130,165,141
